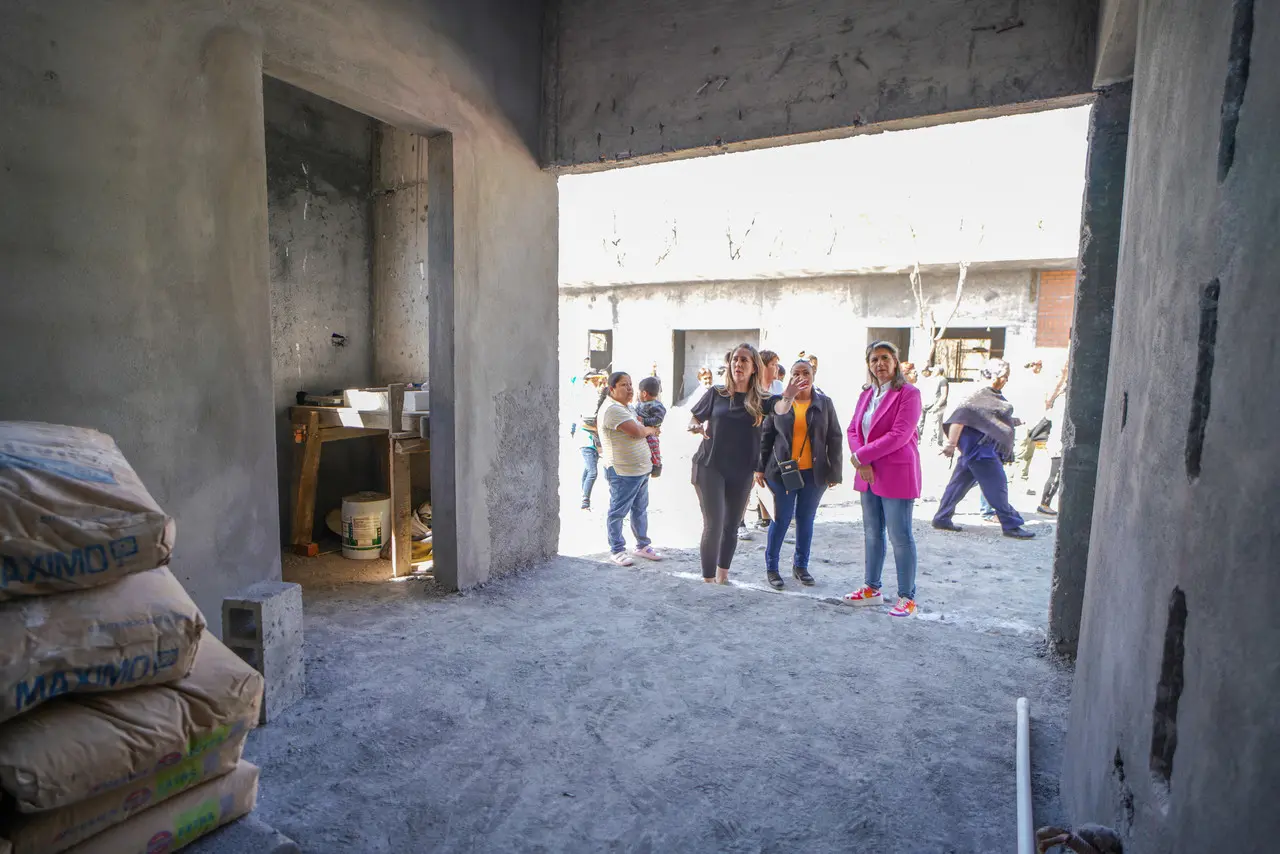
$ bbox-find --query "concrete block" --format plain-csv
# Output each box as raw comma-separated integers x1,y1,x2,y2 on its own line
222,581,304,723
186,814,301,854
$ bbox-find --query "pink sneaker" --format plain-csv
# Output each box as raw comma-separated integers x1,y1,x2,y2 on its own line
841,586,883,607
888,597,917,618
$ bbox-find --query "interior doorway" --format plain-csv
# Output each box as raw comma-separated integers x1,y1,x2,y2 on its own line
933,327,1007,382
676,329,760,401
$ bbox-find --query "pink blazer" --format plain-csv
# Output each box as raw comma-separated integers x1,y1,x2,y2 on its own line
847,383,923,500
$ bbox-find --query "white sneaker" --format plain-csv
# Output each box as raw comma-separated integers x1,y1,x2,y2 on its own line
737,528,752,541
609,552,634,567
633,545,662,561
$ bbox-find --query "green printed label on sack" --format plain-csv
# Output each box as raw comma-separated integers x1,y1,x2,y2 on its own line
154,754,205,800
174,798,221,847
187,724,232,757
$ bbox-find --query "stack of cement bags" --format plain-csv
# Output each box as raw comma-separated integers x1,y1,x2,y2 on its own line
0,422,265,853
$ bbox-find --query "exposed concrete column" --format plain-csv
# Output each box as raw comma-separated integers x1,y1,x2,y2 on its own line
373,126,430,384
1047,81,1132,656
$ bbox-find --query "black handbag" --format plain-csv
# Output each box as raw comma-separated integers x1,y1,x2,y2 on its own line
778,422,809,492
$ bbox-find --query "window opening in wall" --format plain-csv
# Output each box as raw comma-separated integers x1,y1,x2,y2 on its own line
933,327,1007,382
588,329,613,373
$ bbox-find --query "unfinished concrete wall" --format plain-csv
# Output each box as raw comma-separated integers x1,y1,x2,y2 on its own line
560,267,1048,428
545,0,1098,169
0,0,557,626
373,127,430,385
264,75,378,544
1063,0,1280,850
1048,82,1130,656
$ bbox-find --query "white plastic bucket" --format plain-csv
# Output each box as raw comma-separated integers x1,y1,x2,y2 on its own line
340,492,391,560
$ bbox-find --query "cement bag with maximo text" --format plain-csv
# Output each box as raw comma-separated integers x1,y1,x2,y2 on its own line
0,421,176,600
0,732,247,854
62,760,258,854
0,633,260,813
0,567,204,724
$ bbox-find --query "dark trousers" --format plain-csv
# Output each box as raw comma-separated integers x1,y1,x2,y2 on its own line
933,454,1025,532
1041,456,1063,506
693,464,755,579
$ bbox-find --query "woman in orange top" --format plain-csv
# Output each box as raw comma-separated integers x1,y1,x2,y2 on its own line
755,359,844,589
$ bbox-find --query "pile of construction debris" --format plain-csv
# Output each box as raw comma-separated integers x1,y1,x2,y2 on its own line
0,422,264,854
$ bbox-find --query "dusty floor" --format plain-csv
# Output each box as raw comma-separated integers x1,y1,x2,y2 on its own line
244,411,1072,852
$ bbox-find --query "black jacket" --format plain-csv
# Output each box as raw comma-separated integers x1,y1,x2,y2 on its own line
758,392,844,485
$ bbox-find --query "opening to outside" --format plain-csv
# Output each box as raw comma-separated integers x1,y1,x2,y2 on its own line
558,107,1089,634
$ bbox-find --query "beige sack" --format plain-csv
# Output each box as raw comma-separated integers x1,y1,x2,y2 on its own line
2,732,246,854
0,634,260,812
62,761,258,854
0,422,176,599
0,567,204,723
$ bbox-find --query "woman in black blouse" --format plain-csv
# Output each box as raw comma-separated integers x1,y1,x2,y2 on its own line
689,343,770,584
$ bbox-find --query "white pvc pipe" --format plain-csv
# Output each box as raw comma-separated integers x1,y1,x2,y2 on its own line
1016,697,1035,854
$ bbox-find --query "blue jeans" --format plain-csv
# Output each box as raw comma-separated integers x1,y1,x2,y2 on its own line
860,490,918,600
605,467,651,554
580,446,599,505
935,454,1025,531
766,469,825,571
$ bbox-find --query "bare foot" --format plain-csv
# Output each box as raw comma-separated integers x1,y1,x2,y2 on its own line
715,567,729,584
703,577,714,584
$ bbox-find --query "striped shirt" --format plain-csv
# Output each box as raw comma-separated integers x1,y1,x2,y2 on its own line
598,400,652,477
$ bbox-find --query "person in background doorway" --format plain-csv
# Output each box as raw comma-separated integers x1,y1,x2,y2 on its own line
690,344,769,584
634,376,667,478
1014,360,1048,484
757,359,843,589
932,359,1036,539
596,372,663,566
1037,362,1069,515
842,341,923,617
577,371,607,510
918,365,950,446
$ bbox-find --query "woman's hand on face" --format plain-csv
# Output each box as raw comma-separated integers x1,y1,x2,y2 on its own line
856,464,874,484
782,374,809,399
753,472,766,488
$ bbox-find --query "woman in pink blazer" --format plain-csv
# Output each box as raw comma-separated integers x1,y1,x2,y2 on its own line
842,341,924,617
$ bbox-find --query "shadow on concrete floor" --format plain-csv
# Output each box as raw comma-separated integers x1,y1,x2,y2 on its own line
246,556,1071,853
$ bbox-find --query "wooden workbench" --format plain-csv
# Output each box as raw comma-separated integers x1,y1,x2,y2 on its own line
288,384,429,577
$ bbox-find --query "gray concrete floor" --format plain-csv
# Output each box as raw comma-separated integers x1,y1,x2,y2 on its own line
245,412,1071,852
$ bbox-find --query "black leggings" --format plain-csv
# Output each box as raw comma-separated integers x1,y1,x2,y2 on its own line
692,464,755,578
1041,456,1063,506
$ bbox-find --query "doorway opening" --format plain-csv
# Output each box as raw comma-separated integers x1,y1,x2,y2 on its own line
263,75,437,585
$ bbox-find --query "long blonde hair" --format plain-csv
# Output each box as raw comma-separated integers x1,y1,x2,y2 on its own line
717,343,768,426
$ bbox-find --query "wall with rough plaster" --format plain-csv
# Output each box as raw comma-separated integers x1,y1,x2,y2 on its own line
264,76,378,544
1063,0,1280,849
545,0,1098,169
0,0,557,629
